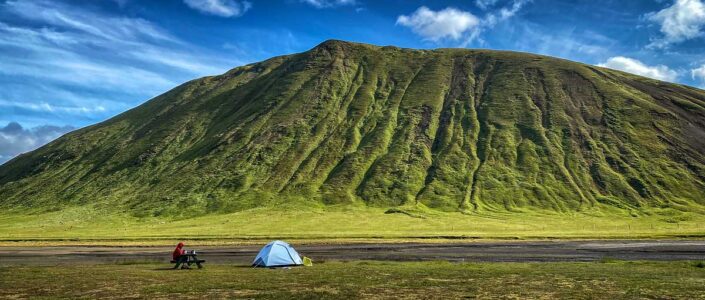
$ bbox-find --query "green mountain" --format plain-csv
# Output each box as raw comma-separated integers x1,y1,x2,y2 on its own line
1,40,704,217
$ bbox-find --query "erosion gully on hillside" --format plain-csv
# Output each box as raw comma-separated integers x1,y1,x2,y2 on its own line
1,240,704,266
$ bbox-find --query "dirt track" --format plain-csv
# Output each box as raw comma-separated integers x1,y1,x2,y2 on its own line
1,240,703,266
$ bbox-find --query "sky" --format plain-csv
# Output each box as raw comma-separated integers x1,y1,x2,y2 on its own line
1,0,704,164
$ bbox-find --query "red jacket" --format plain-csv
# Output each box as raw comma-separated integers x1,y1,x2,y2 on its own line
173,242,185,260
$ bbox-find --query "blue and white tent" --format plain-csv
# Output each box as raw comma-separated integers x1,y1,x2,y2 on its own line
252,240,303,267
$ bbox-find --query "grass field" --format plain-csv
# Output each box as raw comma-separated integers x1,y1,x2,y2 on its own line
1,260,703,299
1,205,704,245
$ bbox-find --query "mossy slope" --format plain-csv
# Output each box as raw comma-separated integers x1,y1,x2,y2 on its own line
1,40,704,216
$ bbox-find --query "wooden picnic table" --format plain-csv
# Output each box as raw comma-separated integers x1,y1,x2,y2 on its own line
171,253,205,269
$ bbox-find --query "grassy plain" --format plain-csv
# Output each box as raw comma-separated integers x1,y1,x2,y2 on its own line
1,205,703,245
1,260,704,299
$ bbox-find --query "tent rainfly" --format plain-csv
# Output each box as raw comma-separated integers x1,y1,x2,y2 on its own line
252,240,304,267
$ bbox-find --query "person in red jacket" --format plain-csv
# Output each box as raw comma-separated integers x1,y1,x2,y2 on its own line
172,242,188,268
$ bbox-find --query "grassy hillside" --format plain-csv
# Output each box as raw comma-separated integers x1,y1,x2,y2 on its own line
0,40,704,220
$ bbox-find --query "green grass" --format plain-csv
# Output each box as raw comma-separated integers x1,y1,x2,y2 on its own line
1,205,704,244
1,261,704,299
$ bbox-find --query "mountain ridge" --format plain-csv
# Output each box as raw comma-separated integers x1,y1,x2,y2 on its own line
1,39,704,217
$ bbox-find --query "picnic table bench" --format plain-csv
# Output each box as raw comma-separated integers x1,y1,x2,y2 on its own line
171,253,205,269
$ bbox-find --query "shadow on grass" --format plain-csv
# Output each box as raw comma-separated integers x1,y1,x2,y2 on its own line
150,264,256,270
233,265,254,268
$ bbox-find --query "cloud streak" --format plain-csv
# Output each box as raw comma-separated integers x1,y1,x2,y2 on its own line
300,0,357,8
475,0,500,10
4,0,178,43
183,0,252,17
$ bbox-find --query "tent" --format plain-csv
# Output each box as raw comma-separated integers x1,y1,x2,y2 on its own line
252,240,304,267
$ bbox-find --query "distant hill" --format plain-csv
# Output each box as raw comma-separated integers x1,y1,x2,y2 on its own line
1,40,704,216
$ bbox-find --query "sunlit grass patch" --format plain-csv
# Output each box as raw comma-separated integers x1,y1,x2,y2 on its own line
0,205,704,245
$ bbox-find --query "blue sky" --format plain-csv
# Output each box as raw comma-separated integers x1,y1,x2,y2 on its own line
1,0,704,163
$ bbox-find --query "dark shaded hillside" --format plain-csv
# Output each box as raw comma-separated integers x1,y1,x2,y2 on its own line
1,40,704,216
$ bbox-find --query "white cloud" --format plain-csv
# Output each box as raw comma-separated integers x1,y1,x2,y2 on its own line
183,0,251,17
692,65,705,87
300,0,356,8
597,56,679,82
397,7,480,41
0,122,75,164
646,0,705,48
398,1,531,45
